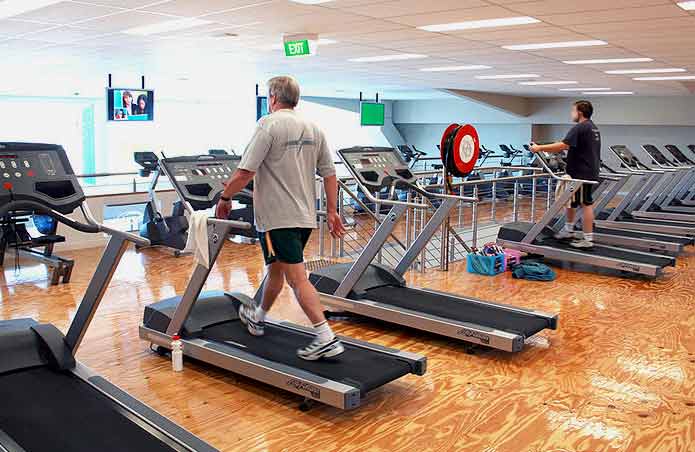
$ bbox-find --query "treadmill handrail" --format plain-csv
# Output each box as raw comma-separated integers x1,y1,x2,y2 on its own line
533,153,599,185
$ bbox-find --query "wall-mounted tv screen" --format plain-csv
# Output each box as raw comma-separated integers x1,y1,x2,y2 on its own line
256,96,268,120
107,88,154,121
360,102,385,126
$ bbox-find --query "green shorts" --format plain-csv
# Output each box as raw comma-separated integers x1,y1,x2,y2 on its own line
259,228,312,265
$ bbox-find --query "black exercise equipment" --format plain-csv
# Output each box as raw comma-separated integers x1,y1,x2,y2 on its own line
0,142,216,452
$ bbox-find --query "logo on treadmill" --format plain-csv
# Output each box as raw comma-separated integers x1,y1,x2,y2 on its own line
286,379,321,398
212,233,219,244
456,328,490,345
618,262,640,272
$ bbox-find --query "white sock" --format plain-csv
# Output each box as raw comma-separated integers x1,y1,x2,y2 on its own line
564,222,575,232
314,321,335,342
584,233,593,242
255,306,267,322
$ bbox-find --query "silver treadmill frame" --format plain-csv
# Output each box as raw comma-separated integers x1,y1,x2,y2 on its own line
311,147,558,353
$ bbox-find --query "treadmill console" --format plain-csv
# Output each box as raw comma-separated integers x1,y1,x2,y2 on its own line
664,145,694,165
134,152,159,170
160,154,241,210
0,142,85,214
610,145,642,169
642,145,672,166
338,147,417,191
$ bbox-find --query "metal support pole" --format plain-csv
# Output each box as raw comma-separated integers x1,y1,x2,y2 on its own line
546,177,553,209
338,185,345,257
375,194,382,264
318,188,326,257
513,181,519,222
419,196,426,272
531,177,537,222
491,181,497,221
472,186,479,248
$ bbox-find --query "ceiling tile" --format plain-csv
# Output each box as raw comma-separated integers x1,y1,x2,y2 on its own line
12,2,122,25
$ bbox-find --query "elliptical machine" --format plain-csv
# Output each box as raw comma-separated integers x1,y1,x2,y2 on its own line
134,152,188,255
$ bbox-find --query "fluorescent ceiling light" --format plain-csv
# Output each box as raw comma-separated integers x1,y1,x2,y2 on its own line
563,57,653,65
558,88,611,92
289,0,333,3
519,80,577,86
349,54,427,63
419,16,540,32
633,75,695,81
0,0,63,19
605,68,686,74
475,74,539,80
582,91,634,95
124,18,213,36
677,1,695,10
503,40,607,51
420,65,491,72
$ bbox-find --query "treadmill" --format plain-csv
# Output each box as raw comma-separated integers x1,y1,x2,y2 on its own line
0,143,216,452
662,144,695,206
598,145,695,236
550,156,690,255
497,152,676,277
639,144,695,214
310,146,558,353
139,154,426,411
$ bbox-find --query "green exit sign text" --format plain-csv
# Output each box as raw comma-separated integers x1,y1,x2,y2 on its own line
284,39,311,57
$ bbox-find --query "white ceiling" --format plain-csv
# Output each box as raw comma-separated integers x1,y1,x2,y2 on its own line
1,0,694,99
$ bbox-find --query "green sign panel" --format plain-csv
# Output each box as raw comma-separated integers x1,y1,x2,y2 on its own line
284,39,310,57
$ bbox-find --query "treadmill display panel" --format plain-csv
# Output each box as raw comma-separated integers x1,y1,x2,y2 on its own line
642,145,671,165
338,147,417,190
664,145,694,165
610,145,641,169
0,142,84,214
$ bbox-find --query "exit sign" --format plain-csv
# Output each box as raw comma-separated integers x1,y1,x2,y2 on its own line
284,39,310,57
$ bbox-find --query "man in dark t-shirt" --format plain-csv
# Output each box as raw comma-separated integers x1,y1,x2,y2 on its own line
530,100,601,248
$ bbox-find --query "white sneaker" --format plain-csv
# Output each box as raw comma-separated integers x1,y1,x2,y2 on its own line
554,229,576,240
297,337,345,361
238,304,265,336
570,239,594,249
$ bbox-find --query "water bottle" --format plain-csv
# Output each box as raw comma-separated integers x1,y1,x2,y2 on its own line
171,335,183,372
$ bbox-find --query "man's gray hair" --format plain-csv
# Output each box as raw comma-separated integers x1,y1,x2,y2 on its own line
267,76,300,107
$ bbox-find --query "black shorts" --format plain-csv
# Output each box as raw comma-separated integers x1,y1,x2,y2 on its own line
259,228,312,265
571,183,594,208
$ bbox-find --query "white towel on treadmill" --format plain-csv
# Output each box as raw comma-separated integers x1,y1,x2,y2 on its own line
184,211,210,269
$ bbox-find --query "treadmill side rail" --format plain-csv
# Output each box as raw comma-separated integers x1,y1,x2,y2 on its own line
139,326,363,410
320,293,526,352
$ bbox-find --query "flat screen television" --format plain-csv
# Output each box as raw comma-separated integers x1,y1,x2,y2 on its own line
360,102,384,126
107,88,154,121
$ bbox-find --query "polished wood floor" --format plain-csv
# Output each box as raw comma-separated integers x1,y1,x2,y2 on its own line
1,221,694,451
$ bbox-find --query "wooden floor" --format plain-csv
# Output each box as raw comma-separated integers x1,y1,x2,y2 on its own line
1,233,695,451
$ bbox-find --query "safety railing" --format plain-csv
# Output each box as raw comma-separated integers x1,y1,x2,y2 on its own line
315,166,556,273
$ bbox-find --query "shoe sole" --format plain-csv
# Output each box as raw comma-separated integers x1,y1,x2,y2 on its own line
298,344,345,361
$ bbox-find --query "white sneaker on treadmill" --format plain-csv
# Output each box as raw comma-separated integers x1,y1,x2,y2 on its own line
554,229,576,240
297,337,345,361
238,303,264,336
570,239,594,249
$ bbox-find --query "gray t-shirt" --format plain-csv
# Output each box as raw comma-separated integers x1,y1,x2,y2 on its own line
238,108,336,232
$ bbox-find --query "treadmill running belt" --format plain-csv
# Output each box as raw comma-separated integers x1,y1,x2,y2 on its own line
203,321,412,393
594,227,692,245
365,286,549,337
539,237,675,267
0,368,177,452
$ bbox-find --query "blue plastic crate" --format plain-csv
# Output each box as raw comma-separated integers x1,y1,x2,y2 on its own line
466,253,506,276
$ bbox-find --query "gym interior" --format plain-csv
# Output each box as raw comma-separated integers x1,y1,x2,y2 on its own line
1,1,694,451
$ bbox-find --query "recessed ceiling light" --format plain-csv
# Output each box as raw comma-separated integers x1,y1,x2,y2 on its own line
633,75,695,81
605,68,686,74
419,65,492,72
124,18,213,36
519,80,577,85
475,74,540,80
419,16,540,32
503,40,607,51
0,0,63,20
289,0,333,3
582,91,634,95
563,58,653,65
558,88,611,91
677,1,695,10
348,54,427,63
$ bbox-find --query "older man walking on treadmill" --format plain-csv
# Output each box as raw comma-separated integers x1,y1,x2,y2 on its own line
215,75,347,360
